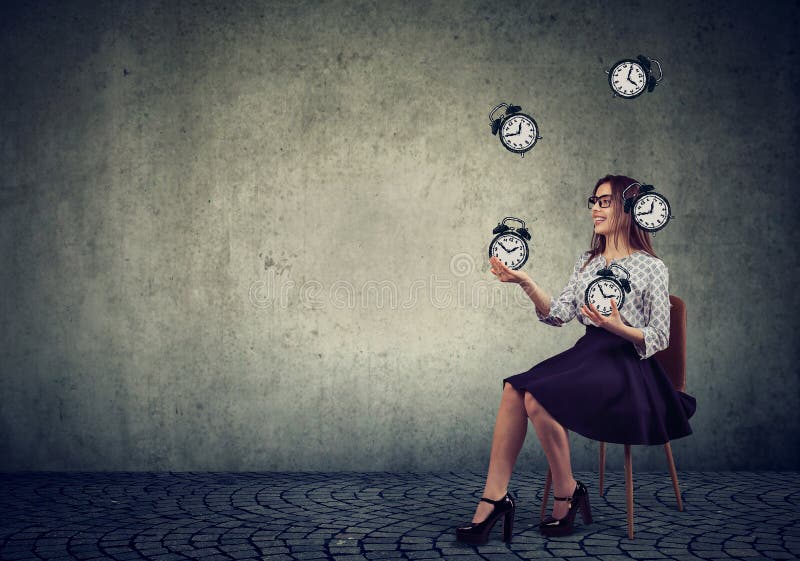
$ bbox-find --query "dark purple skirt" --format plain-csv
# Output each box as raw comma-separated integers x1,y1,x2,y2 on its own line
503,325,697,445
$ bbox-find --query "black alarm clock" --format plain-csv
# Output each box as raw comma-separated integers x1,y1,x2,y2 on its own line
605,55,663,99
622,182,674,233
488,217,531,270
584,263,631,317
489,102,542,157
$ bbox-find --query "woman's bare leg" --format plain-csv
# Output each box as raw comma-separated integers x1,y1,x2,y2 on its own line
524,391,578,519
471,382,528,523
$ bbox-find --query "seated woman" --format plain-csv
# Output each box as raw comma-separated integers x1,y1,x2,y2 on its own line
455,174,697,545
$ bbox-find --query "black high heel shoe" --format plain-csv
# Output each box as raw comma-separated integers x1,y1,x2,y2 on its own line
455,492,516,545
539,480,593,537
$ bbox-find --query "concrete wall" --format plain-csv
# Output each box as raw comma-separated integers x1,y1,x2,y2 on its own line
1,0,797,471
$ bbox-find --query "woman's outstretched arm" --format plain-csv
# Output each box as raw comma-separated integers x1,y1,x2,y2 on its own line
489,255,553,316
519,278,552,317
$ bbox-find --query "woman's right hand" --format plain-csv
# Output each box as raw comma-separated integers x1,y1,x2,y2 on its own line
489,256,531,284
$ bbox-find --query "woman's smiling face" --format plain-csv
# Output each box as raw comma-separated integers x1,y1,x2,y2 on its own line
591,182,614,236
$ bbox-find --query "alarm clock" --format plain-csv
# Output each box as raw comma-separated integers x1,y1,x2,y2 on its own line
622,182,673,233
488,217,531,270
489,102,543,157
584,264,632,317
605,55,663,99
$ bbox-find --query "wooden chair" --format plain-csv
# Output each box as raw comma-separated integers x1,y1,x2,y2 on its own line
539,295,688,539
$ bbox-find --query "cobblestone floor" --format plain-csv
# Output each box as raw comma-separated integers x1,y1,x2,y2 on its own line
1,471,798,561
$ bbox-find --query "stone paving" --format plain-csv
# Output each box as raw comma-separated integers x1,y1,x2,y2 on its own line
1,471,798,561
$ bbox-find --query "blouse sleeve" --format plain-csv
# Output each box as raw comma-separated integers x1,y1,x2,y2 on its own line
633,259,671,360
535,252,586,327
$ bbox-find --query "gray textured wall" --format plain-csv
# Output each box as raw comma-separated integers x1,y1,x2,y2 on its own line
1,0,798,472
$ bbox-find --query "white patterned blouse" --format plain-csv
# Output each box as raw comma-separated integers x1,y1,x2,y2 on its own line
535,250,671,360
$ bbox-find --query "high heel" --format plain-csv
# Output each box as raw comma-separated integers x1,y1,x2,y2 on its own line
455,491,516,545
539,480,593,537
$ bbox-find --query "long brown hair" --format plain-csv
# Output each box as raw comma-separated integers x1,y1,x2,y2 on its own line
580,174,658,271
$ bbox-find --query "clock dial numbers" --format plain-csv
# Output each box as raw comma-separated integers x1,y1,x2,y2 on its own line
501,118,517,137
611,61,647,97
587,279,623,316
634,194,670,230
501,115,537,151
490,233,528,269
633,198,647,213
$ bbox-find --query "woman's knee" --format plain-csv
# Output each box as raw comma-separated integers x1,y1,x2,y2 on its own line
501,382,525,407
523,391,542,417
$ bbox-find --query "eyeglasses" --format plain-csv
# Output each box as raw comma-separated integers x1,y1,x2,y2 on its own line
587,195,613,209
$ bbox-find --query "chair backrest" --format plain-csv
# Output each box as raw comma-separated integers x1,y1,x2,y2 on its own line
653,295,687,392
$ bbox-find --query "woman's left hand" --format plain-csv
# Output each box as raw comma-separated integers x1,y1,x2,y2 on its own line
580,299,625,333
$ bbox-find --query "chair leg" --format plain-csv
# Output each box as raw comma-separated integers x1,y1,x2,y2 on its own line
541,465,552,520
599,441,606,497
663,441,684,512
624,444,634,540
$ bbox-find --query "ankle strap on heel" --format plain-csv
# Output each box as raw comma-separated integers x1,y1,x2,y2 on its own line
554,481,582,502
480,492,511,505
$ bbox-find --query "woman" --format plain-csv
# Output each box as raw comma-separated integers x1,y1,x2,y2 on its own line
455,174,697,545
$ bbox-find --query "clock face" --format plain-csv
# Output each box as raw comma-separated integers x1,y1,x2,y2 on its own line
489,232,529,270
499,114,539,153
585,278,624,316
609,60,647,98
632,193,671,232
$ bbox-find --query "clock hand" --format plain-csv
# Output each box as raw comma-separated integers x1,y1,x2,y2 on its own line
515,123,522,135
648,200,654,213
497,242,511,252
